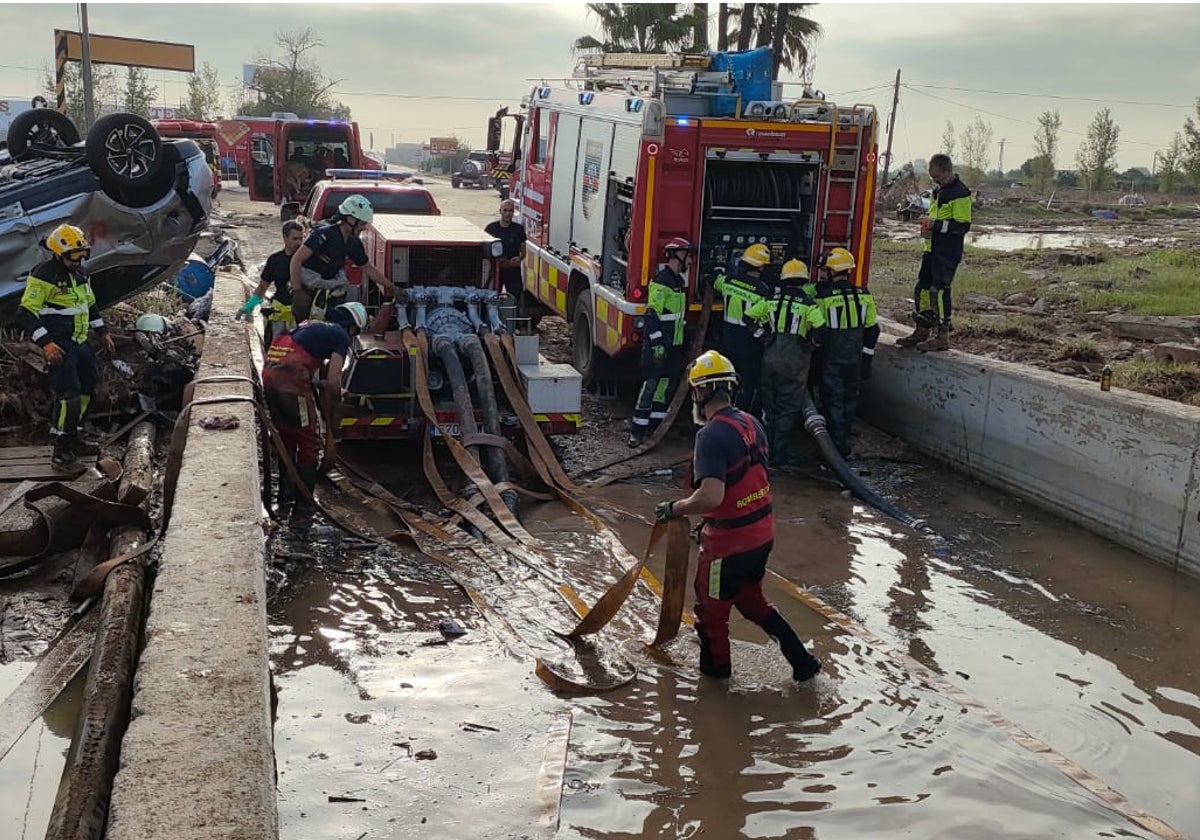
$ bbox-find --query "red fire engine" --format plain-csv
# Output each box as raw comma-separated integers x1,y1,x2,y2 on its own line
511,51,879,382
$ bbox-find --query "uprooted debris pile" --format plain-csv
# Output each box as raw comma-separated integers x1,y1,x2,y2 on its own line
0,283,206,435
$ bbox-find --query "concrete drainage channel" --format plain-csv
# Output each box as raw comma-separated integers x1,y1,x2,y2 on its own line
862,320,1200,579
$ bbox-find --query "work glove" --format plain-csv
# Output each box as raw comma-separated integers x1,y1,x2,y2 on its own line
236,294,263,321
99,333,115,354
43,342,64,366
860,353,873,381
651,344,665,363
655,500,680,522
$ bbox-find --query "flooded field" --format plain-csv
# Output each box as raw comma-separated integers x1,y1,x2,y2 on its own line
965,226,1178,252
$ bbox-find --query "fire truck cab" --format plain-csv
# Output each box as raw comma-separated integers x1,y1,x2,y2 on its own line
512,49,879,383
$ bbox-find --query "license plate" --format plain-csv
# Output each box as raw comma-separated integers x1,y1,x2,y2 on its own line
429,422,461,438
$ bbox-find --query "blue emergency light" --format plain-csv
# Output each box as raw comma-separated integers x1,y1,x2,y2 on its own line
326,169,412,182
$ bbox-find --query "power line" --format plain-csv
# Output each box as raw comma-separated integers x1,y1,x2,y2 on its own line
901,84,1165,150
906,81,1195,110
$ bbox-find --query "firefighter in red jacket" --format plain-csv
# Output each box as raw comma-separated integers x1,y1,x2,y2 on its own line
655,350,822,683
263,301,367,530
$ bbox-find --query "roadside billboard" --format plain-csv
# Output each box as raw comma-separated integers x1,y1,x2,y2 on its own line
0,97,37,136
429,136,458,156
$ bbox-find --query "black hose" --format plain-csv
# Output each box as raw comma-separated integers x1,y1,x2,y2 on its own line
800,395,945,547
460,332,518,517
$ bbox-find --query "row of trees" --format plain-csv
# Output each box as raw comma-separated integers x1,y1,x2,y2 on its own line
574,3,821,81
41,28,348,127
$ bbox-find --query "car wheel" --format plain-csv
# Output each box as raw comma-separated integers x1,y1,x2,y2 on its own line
85,113,168,205
572,291,601,386
6,108,81,158
451,177,461,188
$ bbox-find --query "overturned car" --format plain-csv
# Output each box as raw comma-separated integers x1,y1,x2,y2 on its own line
0,108,213,328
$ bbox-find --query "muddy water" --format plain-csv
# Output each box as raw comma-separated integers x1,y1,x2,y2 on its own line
268,445,1200,839
965,226,1175,251
0,666,84,839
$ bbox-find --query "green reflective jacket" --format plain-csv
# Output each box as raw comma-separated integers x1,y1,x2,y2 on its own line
645,266,686,349
748,290,827,340
19,259,101,346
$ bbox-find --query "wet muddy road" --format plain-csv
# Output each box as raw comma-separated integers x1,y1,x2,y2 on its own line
215,180,1199,838
268,441,1200,840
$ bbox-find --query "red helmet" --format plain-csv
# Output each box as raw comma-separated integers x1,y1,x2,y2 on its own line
663,237,693,258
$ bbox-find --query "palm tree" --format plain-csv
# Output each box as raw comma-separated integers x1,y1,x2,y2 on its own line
725,3,821,79
573,3,701,54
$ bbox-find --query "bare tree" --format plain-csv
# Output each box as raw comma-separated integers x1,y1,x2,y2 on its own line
1182,97,1200,188
1031,110,1061,193
958,117,994,181
940,120,956,158
42,62,117,128
1157,132,1184,194
242,28,349,120
1075,108,1120,192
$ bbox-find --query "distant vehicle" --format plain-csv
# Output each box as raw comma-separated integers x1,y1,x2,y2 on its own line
896,189,933,221
452,150,496,191
0,109,213,328
1117,194,1147,207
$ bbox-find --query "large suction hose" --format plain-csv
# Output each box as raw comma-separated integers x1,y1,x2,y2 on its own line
801,396,940,541
461,331,518,516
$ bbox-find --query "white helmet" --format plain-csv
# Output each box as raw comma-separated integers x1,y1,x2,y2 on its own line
333,301,368,331
338,194,374,223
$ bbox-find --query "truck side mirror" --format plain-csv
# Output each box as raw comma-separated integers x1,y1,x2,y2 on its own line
486,117,502,152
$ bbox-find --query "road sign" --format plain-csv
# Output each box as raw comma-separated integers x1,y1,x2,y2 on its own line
429,136,458,156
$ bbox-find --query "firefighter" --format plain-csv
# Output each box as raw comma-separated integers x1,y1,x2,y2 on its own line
812,248,879,459
19,224,115,470
712,242,772,412
289,195,393,323
655,350,821,684
747,259,828,469
897,153,972,351
263,301,367,530
238,220,304,339
629,237,692,448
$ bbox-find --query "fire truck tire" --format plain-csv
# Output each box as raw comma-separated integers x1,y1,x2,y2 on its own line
572,291,602,385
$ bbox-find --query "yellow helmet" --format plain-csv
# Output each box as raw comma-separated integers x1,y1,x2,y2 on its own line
687,350,739,389
46,223,90,259
819,247,856,275
739,242,771,268
780,258,809,282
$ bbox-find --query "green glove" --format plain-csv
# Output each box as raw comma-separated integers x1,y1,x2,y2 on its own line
652,344,665,362
655,500,677,522
236,294,263,321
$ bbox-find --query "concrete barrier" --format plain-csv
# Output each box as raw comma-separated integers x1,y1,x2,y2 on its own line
107,270,277,839
860,331,1200,579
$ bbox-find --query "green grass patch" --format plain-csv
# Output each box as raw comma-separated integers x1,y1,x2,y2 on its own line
1054,338,1103,362
955,313,1053,342
1111,358,1200,403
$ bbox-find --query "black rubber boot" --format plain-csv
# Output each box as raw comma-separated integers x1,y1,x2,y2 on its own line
51,436,78,471
761,610,821,683
696,624,731,679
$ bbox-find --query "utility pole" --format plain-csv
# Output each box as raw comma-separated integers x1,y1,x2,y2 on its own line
997,138,1006,174
79,3,96,131
881,68,901,183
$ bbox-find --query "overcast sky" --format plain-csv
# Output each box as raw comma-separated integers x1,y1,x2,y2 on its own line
2,2,1198,171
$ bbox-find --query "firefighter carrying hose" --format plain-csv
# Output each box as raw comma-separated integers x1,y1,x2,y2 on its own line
712,242,772,412
263,301,367,532
812,248,879,459
19,224,114,470
655,350,821,684
629,237,692,448
748,259,828,469
289,195,393,323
